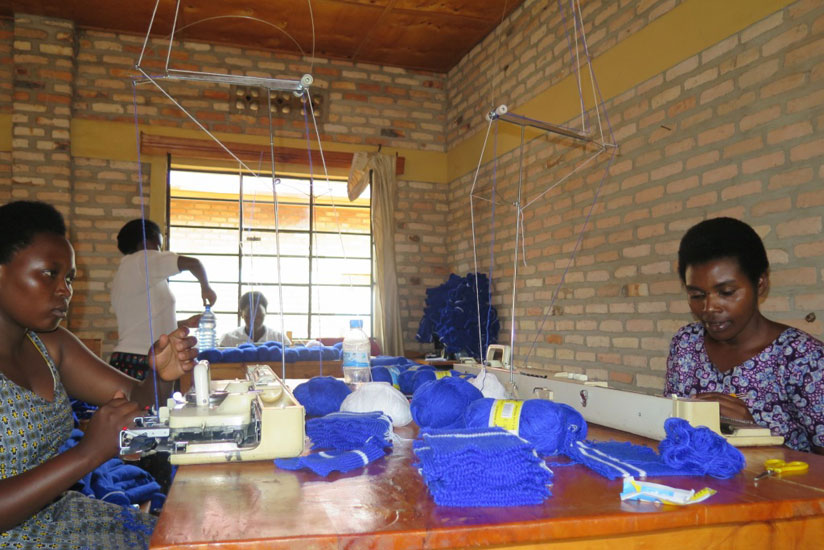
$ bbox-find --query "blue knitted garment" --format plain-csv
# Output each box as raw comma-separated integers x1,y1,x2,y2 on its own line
568,418,745,480
274,412,394,477
413,427,553,507
306,411,394,450
275,437,387,476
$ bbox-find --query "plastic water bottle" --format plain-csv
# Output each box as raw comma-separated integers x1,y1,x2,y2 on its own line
342,319,372,387
197,305,217,352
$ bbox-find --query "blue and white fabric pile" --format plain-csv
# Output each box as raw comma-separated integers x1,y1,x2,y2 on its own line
567,417,745,480
275,411,394,477
413,427,553,507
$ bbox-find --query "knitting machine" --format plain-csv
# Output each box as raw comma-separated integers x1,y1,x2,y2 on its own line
119,362,305,465
456,357,784,447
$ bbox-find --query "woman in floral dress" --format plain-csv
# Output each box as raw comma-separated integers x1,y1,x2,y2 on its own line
0,200,199,548
665,217,823,453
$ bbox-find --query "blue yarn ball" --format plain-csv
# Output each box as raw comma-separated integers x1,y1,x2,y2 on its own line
293,376,352,417
465,398,588,456
264,341,283,348
261,346,283,362
321,346,340,360
332,341,343,350
197,348,223,363
398,365,435,395
222,348,243,362
372,366,400,388
284,348,299,362
410,376,483,430
658,417,744,478
240,348,259,362
297,347,311,361
238,343,256,350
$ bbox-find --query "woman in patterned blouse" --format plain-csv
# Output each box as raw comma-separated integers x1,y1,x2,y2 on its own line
0,200,199,547
665,217,823,453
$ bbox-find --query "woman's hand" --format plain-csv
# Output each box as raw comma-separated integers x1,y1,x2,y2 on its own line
78,390,141,461
178,313,202,329
695,392,755,422
202,285,217,308
149,325,198,381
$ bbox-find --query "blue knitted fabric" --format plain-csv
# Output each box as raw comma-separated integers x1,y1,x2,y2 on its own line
567,418,745,480
275,436,387,476
413,427,553,507
306,411,394,450
59,429,163,506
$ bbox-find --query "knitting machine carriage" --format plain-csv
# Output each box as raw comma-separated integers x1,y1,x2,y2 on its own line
456,358,784,448
119,362,305,465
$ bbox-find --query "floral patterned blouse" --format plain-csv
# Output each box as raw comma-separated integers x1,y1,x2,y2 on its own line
665,323,824,452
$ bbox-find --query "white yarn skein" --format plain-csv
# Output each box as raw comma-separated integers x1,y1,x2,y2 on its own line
340,382,412,427
470,368,509,399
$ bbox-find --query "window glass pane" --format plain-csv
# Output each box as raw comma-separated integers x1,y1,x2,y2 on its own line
239,230,309,255
241,256,310,284
169,255,238,284
170,198,240,227
243,176,311,205
313,286,371,315
311,315,371,338
171,171,240,199
313,205,370,233
240,202,309,231
170,281,238,314
237,285,308,314
168,170,372,338
313,258,371,285
313,179,369,206
313,233,370,258
169,227,239,254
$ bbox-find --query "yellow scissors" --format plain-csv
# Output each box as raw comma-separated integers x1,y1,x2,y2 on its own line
754,459,809,481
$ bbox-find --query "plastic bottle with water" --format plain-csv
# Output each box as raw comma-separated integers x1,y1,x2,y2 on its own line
197,304,217,352
342,319,372,387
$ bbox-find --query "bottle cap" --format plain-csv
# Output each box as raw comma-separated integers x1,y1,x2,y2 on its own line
350,319,363,329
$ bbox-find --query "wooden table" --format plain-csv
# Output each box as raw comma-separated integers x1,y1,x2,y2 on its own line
150,425,824,550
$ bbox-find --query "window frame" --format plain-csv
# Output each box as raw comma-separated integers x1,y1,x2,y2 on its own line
165,164,374,340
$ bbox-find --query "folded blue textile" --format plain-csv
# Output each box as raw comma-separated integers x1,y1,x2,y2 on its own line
413,427,553,507
306,411,394,450
567,418,745,480
59,430,164,506
275,437,387,476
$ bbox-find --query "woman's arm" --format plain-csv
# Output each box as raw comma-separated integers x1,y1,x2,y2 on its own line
0,397,135,531
44,326,197,410
178,255,217,306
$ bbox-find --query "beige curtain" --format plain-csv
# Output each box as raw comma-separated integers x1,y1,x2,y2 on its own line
348,152,404,356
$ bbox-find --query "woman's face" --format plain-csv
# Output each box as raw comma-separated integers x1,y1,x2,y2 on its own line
684,257,766,344
241,303,266,332
0,233,76,332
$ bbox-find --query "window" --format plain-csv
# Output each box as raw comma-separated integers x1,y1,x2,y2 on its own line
167,168,372,341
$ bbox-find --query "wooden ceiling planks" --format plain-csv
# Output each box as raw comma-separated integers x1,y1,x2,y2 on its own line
3,0,525,72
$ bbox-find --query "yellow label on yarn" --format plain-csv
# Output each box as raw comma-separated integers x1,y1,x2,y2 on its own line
435,370,451,379
489,399,523,434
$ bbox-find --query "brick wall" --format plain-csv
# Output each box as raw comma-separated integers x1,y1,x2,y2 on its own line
3,1,821,378
446,0,685,149
3,15,450,357
446,0,824,392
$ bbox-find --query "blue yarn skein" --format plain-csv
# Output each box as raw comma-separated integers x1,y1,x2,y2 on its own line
658,417,745,478
293,376,352,417
465,398,588,456
410,376,484,430
399,365,435,395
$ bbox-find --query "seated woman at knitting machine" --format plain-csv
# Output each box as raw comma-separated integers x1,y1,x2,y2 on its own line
665,217,824,454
